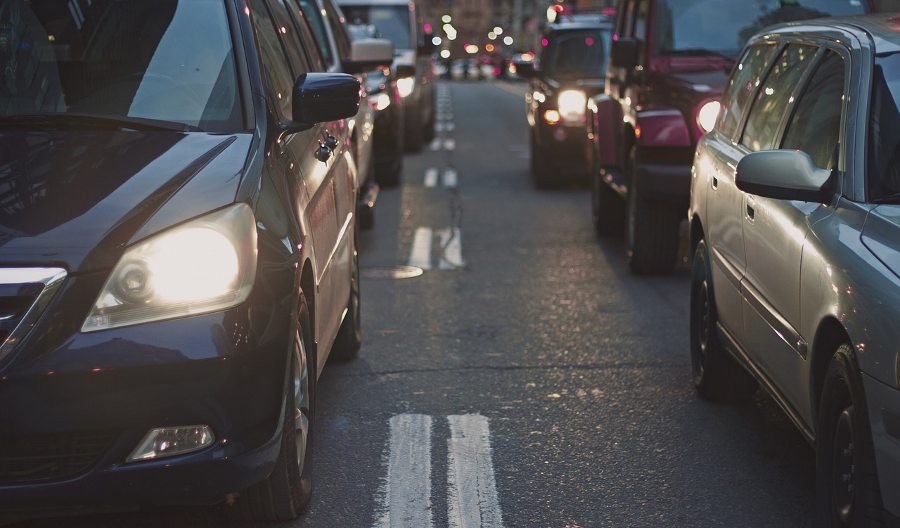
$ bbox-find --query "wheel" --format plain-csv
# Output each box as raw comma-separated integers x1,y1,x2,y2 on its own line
239,298,315,521
331,231,362,361
592,171,624,237
423,92,436,142
357,203,375,230
816,344,885,528
530,132,553,188
626,151,681,274
375,145,403,188
690,239,756,402
404,102,425,153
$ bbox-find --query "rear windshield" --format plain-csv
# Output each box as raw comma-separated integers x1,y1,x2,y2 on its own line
869,53,900,200
340,5,412,51
0,0,242,132
541,30,611,80
654,0,865,59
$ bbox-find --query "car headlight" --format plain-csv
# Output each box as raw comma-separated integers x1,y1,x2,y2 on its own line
82,204,257,332
697,100,721,133
396,77,415,98
369,92,391,111
557,90,587,124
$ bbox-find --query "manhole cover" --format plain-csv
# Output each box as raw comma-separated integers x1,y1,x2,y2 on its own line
361,266,424,280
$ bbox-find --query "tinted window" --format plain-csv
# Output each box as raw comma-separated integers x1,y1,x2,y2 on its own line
340,5,412,50
654,0,863,59
0,0,241,132
542,30,612,80
324,1,352,61
267,0,312,76
782,51,844,170
249,0,296,118
717,44,778,139
741,44,816,152
869,53,900,199
282,0,328,70
296,0,337,66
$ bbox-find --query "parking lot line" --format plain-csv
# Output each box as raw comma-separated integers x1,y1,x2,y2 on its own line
408,228,433,270
376,414,434,528
447,414,504,528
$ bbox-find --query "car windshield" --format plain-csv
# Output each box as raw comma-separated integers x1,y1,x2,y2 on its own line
654,0,865,59
542,30,611,80
869,53,900,201
340,5,412,51
0,0,242,132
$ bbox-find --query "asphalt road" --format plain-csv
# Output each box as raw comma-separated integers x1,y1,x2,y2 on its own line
20,81,816,528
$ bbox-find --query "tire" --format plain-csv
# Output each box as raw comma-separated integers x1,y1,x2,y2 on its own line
331,231,362,361
358,203,375,230
404,102,425,153
531,132,553,188
626,152,681,274
816,345,885,528
375,141,404,188
423,93,436,142
690,239,757,402
239,297,315,521
592,171,624,237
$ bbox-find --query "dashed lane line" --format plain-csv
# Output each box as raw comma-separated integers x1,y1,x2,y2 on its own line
375,414,434,528
424,168,439,187
408,227,433,270
447,414,504,528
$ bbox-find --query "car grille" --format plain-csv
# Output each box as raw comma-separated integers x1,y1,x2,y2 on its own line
0,432,116,483
0,268,67,367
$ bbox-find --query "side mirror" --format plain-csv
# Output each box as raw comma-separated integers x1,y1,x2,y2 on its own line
345,38,394,74
396,64,416,79
610,38,639,69
419,31,436,55
291,73,360,125
735,150,834,203
513,60,537,78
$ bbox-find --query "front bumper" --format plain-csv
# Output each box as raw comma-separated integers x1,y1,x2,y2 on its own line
862,373,900,523
0,271,292,515
534,121,590,176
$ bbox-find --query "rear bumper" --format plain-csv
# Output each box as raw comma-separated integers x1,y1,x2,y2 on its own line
535,123,590,176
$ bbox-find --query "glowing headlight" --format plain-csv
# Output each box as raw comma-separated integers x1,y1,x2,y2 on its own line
82,204,257,332
557,90,587,123
697,100,721,133
396,77,415,98
369,92,391,111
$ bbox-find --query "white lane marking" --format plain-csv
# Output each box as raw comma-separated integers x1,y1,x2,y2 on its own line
444,138,456,151
430,138,442,151
437,228,465,270
442,168,458,188
436,122,446,132
447,414,504,528
424,168,439,187
445,122,456,132
408,228,432,270
376,414,434,528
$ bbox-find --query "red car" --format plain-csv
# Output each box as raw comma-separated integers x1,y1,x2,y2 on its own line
587,0,875,274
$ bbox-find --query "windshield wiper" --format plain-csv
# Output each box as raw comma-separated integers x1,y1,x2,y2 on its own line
668,48,736,63
0,113,203,132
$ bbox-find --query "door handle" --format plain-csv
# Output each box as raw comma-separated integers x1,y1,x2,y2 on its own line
746,203,755,220
712,176,719,190
315,142,331,163
324,135,339,151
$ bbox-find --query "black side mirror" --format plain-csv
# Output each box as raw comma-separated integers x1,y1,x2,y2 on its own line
291,73,360,126
610,38,639,69
735,150,834,203
396,64,416,79
514,61,537,78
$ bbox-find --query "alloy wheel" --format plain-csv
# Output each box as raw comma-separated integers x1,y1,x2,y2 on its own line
832,404,856,525
293,331,311,474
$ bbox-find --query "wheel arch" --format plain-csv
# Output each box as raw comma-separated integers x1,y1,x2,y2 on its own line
690,215,705,259
810,316,853,429
300,259,316,349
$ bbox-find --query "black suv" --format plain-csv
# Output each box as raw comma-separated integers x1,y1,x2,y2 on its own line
518,14,613,187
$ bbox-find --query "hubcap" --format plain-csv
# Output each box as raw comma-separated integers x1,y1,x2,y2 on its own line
293,332,310,473
832,407,855,525
691,273,712,379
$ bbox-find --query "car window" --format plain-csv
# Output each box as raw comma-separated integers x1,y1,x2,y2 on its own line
741,44,816,152
249,0,296,118
340,4,413,51
266,0,312,76
717,43,778,139
282,0,329,71
295,0,337,67
542,30,612,80
782,50,844,170
868,52,900,199
324,0,352,61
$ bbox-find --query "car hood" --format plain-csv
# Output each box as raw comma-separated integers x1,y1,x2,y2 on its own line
0,129,252,273
666,68,729,96
862,205,900,280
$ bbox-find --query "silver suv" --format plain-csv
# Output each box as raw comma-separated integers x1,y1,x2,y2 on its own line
688,15,900,527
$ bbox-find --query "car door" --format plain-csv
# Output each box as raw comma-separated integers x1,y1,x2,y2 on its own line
704,43,779,334
740,47,846,412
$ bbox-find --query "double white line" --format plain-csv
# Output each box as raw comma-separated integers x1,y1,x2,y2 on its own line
424,167,458,188
408,227,464,270
376,414,504,528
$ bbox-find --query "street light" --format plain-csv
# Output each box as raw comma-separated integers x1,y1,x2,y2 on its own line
432,36,442,46
503,36,513,46
441,14,451,23
440,49,451,59
493,26,503,35
487,31,496,40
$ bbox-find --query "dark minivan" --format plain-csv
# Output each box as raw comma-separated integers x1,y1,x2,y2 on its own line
0,0,376,521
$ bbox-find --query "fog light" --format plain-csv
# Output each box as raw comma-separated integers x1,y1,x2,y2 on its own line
127,425,215,462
